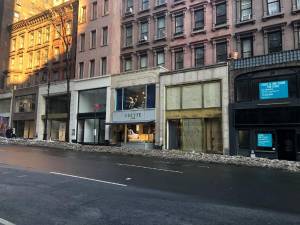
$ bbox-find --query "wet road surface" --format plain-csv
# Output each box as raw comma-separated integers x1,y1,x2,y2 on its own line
0,144,299,225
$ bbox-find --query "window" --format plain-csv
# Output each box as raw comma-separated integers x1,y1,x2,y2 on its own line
297,0,300,9
52,71,59,81
203,82,221,108
11,39,16,51
174,14,184,35
80,6,87,22
140,21,148,41
124,57,132,71
216,2,227,25
156,16,166,39
54,47,60,62
238,130,250,149
102,26,108,46
216,41,227,63
19,55,23,69
35,51,40,66
104,0,109,15
91,30,96,49
240,0,252,21
45,26,50,42
101,57,107,75
29,32,34,46
125,25,133,47
241,37,253,58
79,62,84,79
44,48,48,64
91,1,97,20
268,30,282,53
14,11,20,22
141,0,149,10
298,29,300,49
80,33,85,51
140,54,148,69
194,8,204,31
175,50,184,70
156,51,165,66
37,30,42,44
66,21,72,35
126,0,133,13
89,59,95,77
267,0,280,15
19,35,24,49
195,46,204,67
55,24,61,39
28,52,33,68
156,0,165,6
10,58,15,70
15,95,36,113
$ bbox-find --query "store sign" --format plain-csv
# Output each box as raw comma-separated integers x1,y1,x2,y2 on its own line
259,80,288,100
112,109,155,123
257,133,273,148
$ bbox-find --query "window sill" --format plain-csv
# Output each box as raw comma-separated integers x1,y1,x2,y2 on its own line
172,0,185,7
235,19,256,27
138,8,150,15
212,24,229,31
101,44,108,47
191,29,206,36
172,33,186,40
292,8,300,14
154,3,167,10
137,40,150,46
122,45,133,50
123,12,134,18
154,37,167,42
262,12,284,21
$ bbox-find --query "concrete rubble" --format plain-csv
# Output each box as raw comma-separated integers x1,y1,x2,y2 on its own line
0,137,300,173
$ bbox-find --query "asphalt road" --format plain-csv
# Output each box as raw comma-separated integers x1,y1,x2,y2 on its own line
0,144,299,225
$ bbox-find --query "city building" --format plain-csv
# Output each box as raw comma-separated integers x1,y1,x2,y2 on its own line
7,0,78,139
229,0,300,161
70,0,121,144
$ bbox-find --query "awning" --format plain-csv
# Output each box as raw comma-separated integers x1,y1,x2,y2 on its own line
105,120,155,125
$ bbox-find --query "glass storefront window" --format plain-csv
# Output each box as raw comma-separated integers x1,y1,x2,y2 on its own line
79,88,106,113
0,99,11,113
15,95,35,113
47,95,68,114
116,84,155,110
127,123,155,143
238,130,250,149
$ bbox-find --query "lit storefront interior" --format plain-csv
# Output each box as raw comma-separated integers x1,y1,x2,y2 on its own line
166,82,223,153
0,98,11,136
42,95,68,141
13,94,36,138
76,88,106,145
232,68,300,161
111,84,156,148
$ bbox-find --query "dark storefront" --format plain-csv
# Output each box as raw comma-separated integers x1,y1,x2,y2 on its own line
230,66,300,161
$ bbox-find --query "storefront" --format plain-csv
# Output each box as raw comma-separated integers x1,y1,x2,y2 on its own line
230,67,300,161
13,90,37,138
110,68,163,149
160,65,229,154
0,95,11,136
76,88,107,145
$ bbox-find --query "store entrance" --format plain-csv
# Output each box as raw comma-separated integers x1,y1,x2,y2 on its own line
277,130,296,161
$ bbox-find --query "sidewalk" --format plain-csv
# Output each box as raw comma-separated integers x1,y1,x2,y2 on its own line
0,137,299,172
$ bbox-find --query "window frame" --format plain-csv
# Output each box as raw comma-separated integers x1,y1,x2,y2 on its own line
267,30,282,54
193,8,204,31
194,46,205,68
267,0,280,16
216,41,228,63
174,13,184,36
215,2,227,26
175,49,184,70
240,0,252,22
125,24,133,47
156,16,166,39
241,36,253,58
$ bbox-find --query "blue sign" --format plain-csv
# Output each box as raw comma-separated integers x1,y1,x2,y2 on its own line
259,80,288,100
257,133,273,148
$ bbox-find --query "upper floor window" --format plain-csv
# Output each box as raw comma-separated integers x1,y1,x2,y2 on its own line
268,30,282,53
11,39,16,51
29,32,34,46
28,52,33,68
10,58,15,70
104,0,109,15
156,0,165,6
14,11,20,22
80,6,87,22
89,59,95,77
101,57,107,75
126,0,133,14
195,46,204,67
140,54,148,69
102,26,108,46
267,0,280,15
91,2,97,20
156,50,165,67
55,24,61,39
19,35,24,49
37,30,42,44
156,16,166,39
216,2,227,25
194,8,204,31
240,0,252,21
15,95,36,113
216,41,227,63
124,56,132,72
19,55,23,69
175,50,184,70
125,25,133,47
66,21,72,35
174,14,184,36
141,0,149,10
54,47,60,61
45,27,50,42
79,62,84,79
44,48,48,64
80,33,85,51
91,30,96,49
140,21,149,42
297,0,300,9
241,37,253,58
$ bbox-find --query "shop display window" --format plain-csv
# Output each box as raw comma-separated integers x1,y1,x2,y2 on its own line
15,95,36,113
79,88,106,113
127,123,155,143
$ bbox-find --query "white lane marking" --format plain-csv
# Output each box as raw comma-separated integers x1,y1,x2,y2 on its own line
117,163,183,174
0,218,16,225
50,172,127,187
